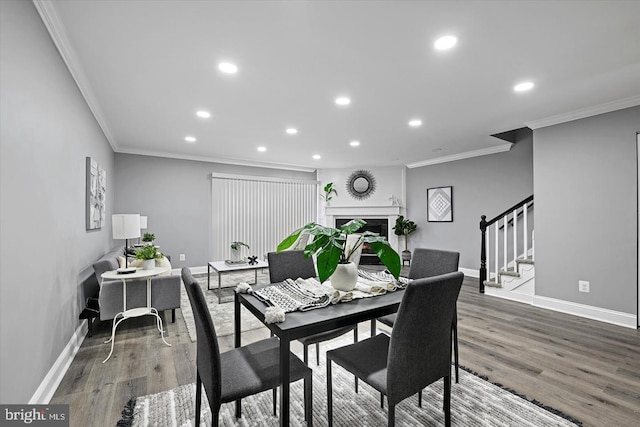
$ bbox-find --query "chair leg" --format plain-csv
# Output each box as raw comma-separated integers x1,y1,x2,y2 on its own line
303,344,309,365
453,324,459,383
444,376,451,427
195,372,202,427
418,390,422,407
380,393,384,409
371,319,376,336
327,359,333,427
172,308,176,323
273,388,277,416
388,403,395,427
316,342,320,366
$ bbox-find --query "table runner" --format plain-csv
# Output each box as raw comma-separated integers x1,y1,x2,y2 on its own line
237,269,407,323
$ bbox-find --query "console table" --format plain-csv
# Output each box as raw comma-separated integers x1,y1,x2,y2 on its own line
101,266,171,363
208,260,269,304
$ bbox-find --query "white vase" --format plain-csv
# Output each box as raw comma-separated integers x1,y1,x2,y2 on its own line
330,262,358,291
142,259,155,270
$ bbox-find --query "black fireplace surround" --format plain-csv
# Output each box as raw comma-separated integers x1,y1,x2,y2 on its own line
335,218,388,265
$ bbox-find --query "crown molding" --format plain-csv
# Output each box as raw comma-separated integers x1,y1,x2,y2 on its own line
406,143,513,169
115,147,317,173
33,0,118,151
525,94,640,130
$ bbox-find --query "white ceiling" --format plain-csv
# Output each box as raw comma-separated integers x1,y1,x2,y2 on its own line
37,0,640,171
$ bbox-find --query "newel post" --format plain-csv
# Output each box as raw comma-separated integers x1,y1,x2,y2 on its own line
479,215,487,293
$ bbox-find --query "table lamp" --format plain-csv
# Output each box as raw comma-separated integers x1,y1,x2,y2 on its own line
112,214,141,268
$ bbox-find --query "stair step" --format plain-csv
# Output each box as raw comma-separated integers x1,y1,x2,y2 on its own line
483,280,502,288
499,269,520,278
516,258,535,265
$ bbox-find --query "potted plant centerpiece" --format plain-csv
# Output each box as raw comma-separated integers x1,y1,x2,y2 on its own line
277,219,401,291
393,215,418,264
134,244,163,270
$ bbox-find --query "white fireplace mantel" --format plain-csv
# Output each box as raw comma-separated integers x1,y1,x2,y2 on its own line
323,204,403,252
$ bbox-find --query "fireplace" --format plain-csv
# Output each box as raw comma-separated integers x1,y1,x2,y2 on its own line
335,218,389,265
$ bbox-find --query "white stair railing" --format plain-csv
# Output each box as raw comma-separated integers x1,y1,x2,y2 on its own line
480,195,534,292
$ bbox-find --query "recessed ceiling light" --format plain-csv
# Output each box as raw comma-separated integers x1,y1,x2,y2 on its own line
350,140,360,147
335,96,351,106
514,81,535,92
434,35,458,51
285,128,298,135
218,62,238,74
409,119,422,127
185,136,196,143
312,154,321,160
257,146,267,152
196,110,211,118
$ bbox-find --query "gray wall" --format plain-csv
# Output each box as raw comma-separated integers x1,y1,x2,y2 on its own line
406,129,534,271
534,106,640,314
0,1,115,403
114,154,316,268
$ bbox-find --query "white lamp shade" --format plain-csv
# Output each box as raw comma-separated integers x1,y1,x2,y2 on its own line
112,214,141,239
139,216,148,229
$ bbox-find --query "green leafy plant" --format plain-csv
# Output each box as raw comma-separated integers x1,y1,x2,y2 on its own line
322,182,337,201
393,216,418,252
277,219,400,283
142,232,155,242
230,241,250,251
134,244,163,260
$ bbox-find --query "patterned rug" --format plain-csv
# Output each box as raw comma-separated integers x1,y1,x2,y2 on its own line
181,271,271,340
120,337,581,427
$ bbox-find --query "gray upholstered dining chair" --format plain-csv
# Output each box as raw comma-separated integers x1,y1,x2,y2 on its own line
372,248,461,382
181,267,313,426
267,250,359,366
327,271,464,427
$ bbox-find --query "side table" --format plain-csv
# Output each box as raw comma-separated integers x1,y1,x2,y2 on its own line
101,266,171,363
208,260,269,304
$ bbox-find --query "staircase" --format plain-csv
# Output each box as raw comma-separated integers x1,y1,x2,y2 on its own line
479,195,535,304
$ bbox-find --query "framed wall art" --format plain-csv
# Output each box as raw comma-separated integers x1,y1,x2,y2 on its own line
86,156,106,230
427,186,453,222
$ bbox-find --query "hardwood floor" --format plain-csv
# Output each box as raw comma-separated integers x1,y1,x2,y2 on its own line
51,276,640,426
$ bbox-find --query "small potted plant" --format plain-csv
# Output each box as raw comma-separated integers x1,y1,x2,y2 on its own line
393,216,418,264
230,241,250,263
142,232,155,244
277,219,400,291
322,182,337,204
135,244,163,270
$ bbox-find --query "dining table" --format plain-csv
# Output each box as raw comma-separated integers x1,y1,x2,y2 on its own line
234,281,406,426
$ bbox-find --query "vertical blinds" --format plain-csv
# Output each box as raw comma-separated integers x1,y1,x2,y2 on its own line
211,173,318,261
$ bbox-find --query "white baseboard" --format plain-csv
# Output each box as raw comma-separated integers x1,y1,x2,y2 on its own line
30,320,88,404
532,295,637,329
459,267,479,278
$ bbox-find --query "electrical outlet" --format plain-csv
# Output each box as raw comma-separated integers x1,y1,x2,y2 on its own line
578,280,590,293
179,254,186,261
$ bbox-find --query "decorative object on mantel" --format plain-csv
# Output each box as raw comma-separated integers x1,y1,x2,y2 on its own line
142,232,155,244
277,219,400,291
388,195,401,206
227,241,249,265
322,182,338,203
247,255,258,265
134,243,164,270
86,157,106,230
393,215,418,266
427,186,453,222
346,169,376,200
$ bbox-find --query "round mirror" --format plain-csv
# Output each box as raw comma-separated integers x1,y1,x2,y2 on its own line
346,170,376,200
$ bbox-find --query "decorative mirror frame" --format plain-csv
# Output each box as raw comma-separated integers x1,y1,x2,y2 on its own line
346,169,376,200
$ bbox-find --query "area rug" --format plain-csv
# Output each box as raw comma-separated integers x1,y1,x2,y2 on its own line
120,338,581,427
181,272,270,340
